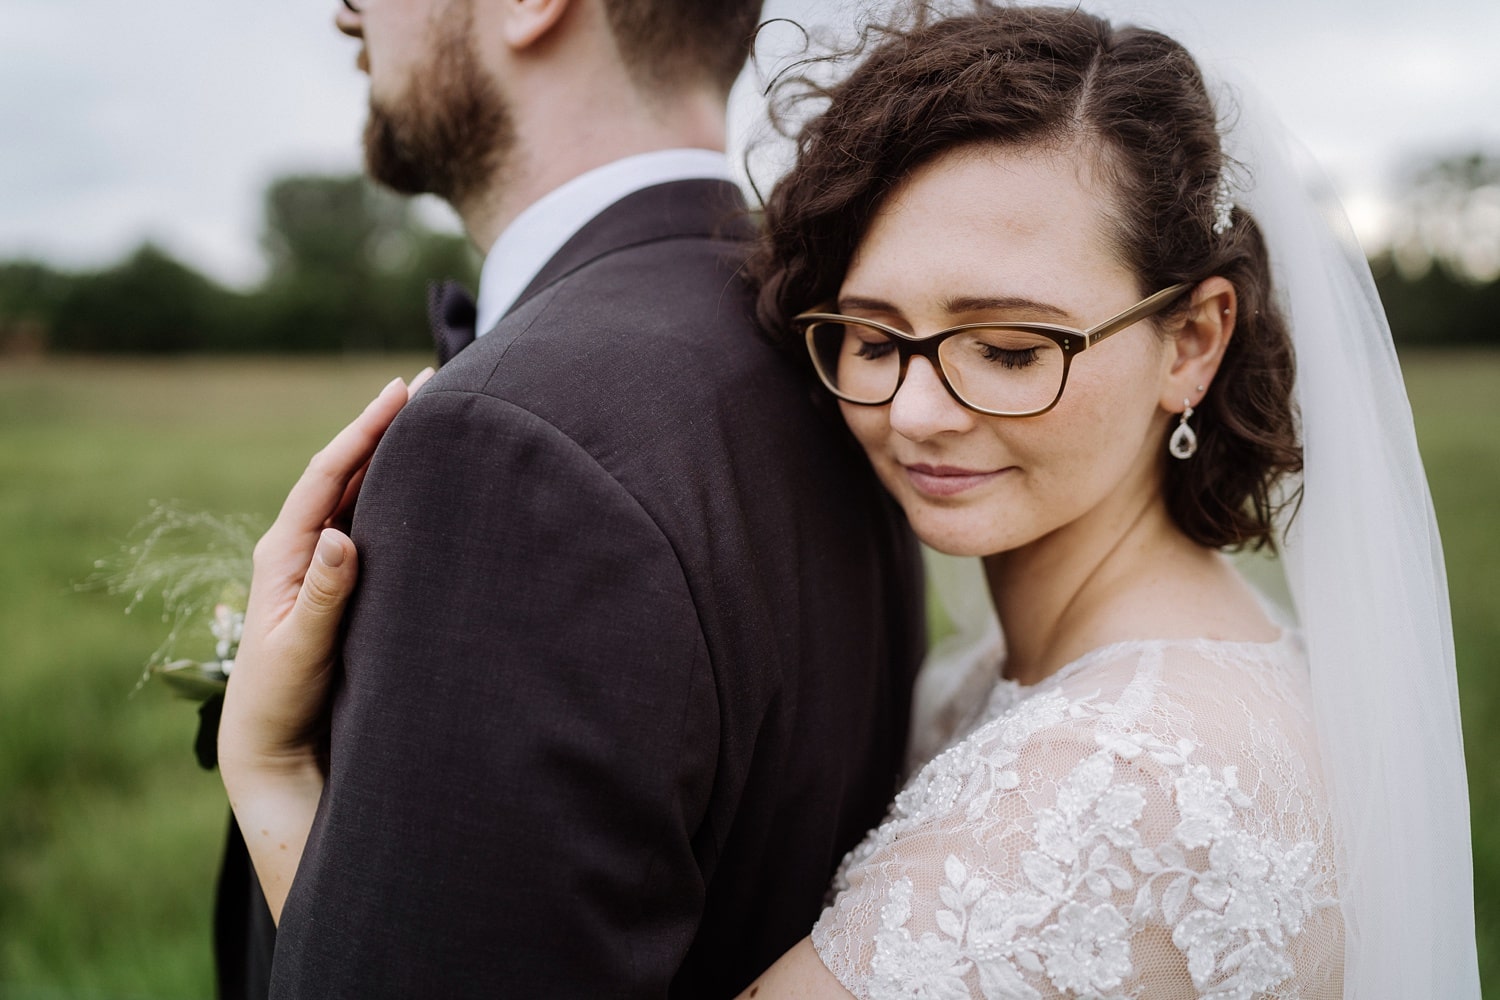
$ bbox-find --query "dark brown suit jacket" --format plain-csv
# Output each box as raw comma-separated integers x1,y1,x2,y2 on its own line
252,179,924,998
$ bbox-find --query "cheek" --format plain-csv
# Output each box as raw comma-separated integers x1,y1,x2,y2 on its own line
838,402,913,496
366,37,411,99
368,16,432,88
839,402,888,457
1021,360,1167,498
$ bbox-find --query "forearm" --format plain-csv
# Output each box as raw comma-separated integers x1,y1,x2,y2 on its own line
736,939,855,1000
220,750,324,923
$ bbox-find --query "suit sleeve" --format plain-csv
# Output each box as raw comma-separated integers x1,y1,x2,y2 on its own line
269,387,720,1000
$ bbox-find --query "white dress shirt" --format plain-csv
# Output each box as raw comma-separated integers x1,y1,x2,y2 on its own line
473,148,734,337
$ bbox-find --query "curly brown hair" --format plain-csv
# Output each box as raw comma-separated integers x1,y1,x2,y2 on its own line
747,2,1302,551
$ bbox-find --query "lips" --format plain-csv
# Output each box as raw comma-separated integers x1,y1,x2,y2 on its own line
902,463,1008,498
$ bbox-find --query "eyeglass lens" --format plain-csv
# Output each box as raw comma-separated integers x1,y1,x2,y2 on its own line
807,321,1066,415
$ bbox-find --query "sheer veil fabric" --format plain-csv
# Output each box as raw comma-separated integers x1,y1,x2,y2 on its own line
1216,76,1480,997
899,70,1479,998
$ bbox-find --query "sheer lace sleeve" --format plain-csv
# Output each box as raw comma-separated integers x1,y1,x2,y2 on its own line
812,637,1343,999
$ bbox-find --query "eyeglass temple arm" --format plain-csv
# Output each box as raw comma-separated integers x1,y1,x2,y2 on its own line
1084,283,1195,349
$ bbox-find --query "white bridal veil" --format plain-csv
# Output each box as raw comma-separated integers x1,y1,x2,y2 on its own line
1220,77,1481,998
919,62,1480,1000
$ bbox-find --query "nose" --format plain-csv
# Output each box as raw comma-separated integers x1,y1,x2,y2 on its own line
336,3,362,38
887,357,976,441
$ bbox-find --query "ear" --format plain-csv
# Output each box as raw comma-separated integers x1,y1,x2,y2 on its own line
1160,276,1236,414
497,0,573,50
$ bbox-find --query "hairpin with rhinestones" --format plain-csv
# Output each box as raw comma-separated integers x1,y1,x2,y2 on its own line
1211,173,1235,235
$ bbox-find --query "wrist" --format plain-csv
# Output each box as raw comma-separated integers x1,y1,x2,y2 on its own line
218,673,331,782
219,740,325,801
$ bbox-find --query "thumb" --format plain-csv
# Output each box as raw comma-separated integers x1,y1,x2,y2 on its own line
288,529,359,647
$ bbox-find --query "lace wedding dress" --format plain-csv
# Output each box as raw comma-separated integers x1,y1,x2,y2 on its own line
812,634,1343,999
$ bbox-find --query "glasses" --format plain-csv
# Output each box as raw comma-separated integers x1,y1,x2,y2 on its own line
341,0,359,10
794,283,1193,417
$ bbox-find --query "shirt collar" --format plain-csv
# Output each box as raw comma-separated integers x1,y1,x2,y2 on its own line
474,148,734,336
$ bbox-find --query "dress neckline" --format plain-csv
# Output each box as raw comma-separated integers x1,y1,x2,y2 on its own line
996,628,1298,694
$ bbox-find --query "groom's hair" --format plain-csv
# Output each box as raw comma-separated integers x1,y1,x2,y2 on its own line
749,1,1303,553
603,1,764,96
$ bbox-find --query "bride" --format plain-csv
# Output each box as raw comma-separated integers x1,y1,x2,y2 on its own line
218,3,1478,996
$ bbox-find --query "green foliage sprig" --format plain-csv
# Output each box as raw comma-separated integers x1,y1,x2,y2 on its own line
86,502,259,699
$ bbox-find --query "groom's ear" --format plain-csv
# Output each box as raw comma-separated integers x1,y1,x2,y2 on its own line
1160,276,1236,409
496,0,574,50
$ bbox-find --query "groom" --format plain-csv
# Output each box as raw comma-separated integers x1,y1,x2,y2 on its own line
249,1,926,997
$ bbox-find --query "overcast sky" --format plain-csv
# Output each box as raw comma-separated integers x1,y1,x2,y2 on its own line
3,0,1495,287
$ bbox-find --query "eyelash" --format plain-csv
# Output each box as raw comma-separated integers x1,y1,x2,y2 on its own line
979,345,1041,369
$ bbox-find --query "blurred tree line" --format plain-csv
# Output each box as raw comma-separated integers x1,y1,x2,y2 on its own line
0,175,479,354
1371,153,1500,348
1,154,1498,354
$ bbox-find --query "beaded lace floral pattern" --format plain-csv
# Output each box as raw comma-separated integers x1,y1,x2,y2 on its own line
813,636,1343,999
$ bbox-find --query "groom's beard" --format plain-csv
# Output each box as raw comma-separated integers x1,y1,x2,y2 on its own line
363,1,513,209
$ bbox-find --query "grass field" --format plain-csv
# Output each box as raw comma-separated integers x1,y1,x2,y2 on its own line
1,353,1497,998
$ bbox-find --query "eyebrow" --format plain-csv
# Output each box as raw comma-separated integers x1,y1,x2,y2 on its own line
942,294,1072,319
836,293,1073,321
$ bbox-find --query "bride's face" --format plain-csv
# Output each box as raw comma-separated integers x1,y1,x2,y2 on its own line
836,144,1179,557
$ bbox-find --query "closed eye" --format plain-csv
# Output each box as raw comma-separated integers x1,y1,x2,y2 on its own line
978,344,1041,369
854,340,897,360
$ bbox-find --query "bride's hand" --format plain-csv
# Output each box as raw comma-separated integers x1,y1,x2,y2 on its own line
218,368,432,921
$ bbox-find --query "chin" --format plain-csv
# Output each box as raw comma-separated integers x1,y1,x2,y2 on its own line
874,473,1016,557
903,509,1014,558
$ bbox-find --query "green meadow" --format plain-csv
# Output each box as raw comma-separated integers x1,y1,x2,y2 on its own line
1,353,1497,998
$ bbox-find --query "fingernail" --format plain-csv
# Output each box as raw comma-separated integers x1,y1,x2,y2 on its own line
367,378,404,409
316,529,345,568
